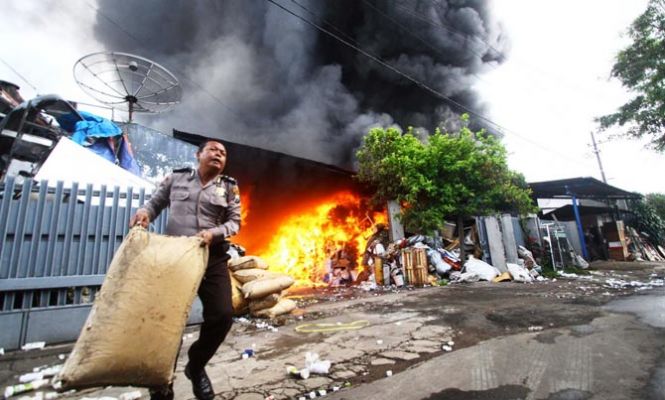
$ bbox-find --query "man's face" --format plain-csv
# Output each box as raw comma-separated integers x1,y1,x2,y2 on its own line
197,141,227,172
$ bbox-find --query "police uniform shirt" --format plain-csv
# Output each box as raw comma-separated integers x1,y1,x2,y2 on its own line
140,168,241,242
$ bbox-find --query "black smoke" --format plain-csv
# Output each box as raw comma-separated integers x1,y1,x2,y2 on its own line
93,0,506,168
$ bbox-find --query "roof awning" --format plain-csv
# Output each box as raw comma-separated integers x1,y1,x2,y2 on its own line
529,177,641,200
542,204,628,221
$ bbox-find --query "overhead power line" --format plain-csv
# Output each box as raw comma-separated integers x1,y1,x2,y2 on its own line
86,0,276,131
0,57,39,93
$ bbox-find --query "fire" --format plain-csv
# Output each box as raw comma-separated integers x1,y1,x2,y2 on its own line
257,191,386,287
240,189,250,226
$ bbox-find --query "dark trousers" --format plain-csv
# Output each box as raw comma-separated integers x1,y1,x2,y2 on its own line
187,242,234,372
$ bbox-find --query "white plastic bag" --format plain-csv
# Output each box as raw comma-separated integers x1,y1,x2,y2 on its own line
507,263,533,283
464,256,500,281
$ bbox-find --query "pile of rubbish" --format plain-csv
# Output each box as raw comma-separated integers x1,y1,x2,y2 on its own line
625,226,665,262
361,223,545,288
228,251,299,319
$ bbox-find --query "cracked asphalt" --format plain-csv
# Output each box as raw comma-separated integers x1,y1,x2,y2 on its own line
1,260,664,400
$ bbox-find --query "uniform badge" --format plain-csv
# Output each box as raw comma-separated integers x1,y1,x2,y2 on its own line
215,186,226,198
232,185,241,204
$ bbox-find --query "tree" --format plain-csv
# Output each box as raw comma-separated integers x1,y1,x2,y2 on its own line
356,115,536,263
597,0,665,150
645,192,665,221
629,197,665,246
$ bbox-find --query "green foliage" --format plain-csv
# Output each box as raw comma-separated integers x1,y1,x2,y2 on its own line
629,197,665,245
355,115,537,233
540,264,590,278
597,0,665,149
645,192,665,221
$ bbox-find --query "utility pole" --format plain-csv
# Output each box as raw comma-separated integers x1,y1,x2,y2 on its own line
590,131,607,183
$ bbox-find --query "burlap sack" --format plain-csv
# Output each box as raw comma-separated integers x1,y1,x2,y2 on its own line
230,273,249,316
233,268,279,284
56,228,208,390
228,255,268,272
252,298,297,319
241,275,295,300
248,293,281,313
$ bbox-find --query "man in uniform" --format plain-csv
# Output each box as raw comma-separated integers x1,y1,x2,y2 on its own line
130,140,241,400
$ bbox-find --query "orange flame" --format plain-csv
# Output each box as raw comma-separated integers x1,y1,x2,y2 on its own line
240,190,250,226
257,191,386,287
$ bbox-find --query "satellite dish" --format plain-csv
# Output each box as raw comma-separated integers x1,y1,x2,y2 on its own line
73,51,182,121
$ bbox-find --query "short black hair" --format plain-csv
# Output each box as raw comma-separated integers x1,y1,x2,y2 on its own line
197,140,223,153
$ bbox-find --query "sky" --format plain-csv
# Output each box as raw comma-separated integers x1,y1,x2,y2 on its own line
478,0,661,194
0,1,662,195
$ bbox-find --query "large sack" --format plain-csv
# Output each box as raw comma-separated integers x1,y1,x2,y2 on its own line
241,275,294,300
56,228,208,390
249,293,281,313
252,298,297,319
506,263,533,283
230,273,249,316
233,268,279,284
228,256,268,272
464,256,500,281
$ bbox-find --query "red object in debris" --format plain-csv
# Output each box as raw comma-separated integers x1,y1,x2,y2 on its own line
442,255,461,271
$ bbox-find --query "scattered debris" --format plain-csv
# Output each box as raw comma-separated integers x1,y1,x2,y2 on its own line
21,342,46,351
4,379,49,398
286,365,310,380
294,320,369,333
305,352,331,375
118,390,142,400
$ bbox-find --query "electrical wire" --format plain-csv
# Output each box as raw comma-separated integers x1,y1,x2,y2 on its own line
86,0,275,130
0,57,39,93
271,0,595,168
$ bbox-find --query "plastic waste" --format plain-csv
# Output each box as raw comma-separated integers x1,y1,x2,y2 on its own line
21,342,46,351
439,249,461,270
456,272,481,283
427,249,450,275
406,235,426,246
4,378,49,398
574,254,589,269
464,256,500,281
305,352,331,374
286,366,310,380
493,272,512,283
19,372,44,383
119,390,143,400
390,262,405,287
241,349,254,359
506,263,532,283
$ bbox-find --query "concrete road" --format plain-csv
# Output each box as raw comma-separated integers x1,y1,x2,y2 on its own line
327,291,665,400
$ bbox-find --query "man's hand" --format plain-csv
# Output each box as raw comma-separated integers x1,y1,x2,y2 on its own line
196,230,214,247
129,209,150,228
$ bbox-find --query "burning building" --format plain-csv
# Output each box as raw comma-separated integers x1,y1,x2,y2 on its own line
170,129,387,287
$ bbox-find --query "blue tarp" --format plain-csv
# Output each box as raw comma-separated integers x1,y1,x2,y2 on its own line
56,111,141,177
57,110,122,145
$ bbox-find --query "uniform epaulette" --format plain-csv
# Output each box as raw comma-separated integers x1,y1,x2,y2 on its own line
220,174,237,184
173,167,194,174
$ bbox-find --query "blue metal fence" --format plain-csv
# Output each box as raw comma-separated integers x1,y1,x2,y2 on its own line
0,177,170,350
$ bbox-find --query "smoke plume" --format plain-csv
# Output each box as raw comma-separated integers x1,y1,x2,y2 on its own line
93,0,506,168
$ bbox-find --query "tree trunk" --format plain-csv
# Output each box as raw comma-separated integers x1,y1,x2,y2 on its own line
458,215,466,268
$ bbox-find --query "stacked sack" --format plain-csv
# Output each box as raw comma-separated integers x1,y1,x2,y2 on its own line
228,255,297,319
